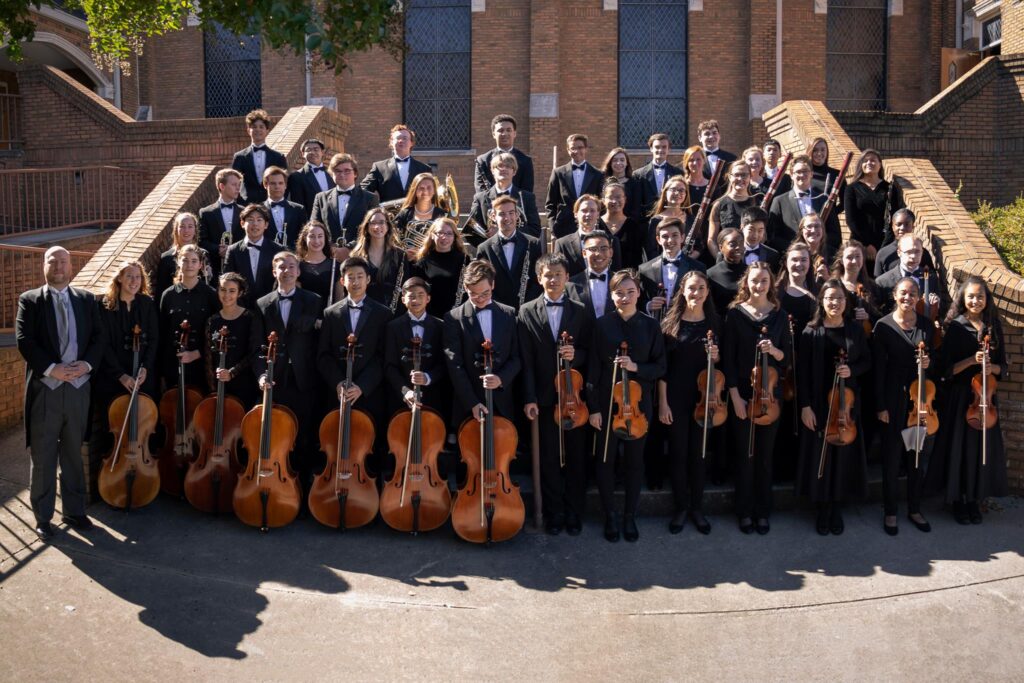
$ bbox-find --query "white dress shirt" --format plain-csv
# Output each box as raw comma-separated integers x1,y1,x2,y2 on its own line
587,269,610,318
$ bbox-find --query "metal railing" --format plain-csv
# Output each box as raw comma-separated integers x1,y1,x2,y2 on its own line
0,93,20,150
0,244,94,331
0,166,147,234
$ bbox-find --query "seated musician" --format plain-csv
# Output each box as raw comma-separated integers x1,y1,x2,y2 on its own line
469,152,543,238
360,124,432,203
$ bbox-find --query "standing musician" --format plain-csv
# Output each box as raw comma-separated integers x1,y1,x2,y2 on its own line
743,146,771,196
198,168,245,280
262,167,305,249
159,244,220,393
232,109,287,205
875,235,942,316
410,217,476,318
631,133,683,221
872,277,935,535
796,280,871,536
639,217,706,319
586,269,667,542
17,246,105,540
738,207,781,272
474,114,535,194
554,195,623,277
567,230,615,320
287,138,335,220
384,278,449,422
442,259,521,425
642,175,690,263
844,149,904,257
546,134,605,238
223,204,284,307
360,124,432,203
155,212,210,300
722,261,791,535
707,229,746,314
311,153,381,247
926,276,1007,525
393,172,446,238
874,209,935,278
659,270,719,535
807,137,847,214
348,207,409,313
600,180,643,269
767,154,841,254
475,194,542,311
518,253,594,536
707,161,757,259
468,153,543,238
207,272,263,410
794,213,832,285
697,119,737,180
296,221,337,305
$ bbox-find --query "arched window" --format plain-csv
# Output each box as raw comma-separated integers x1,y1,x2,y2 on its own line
826,0,888,110
204,23,262,118
618,0,688,149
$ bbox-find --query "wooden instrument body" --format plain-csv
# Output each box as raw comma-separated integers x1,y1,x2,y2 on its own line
381,407,451,533
694,368,728,428
185,393,245,514
98,393,161,509
856,284,873,338
309,407,378,529
157,384,203,496
824,385,857,446
748,364,781,426
967,374,998,430
611,378,648,440
554,366,589,430
453,414,524,543
234,403,301,528
908,344,939,437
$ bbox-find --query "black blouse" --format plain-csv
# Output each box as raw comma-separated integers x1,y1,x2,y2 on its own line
205,309,262,407
722,305,790,401
844,179,905,250
96,294,160,398
871,314,935,415
663,317,718,410
586,310,667,417
712,195,757,232
159,281,221,391
298,257,336,305
411,248,472,318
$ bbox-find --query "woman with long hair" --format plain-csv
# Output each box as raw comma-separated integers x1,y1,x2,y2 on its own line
643,175,689,262
205,272,262,410
743,146,771,196
155,212,210,298
795,213,832,287
394,172,445,240
410,216,475,317
158,244,220,393
296,221,336,304
707,161,757,259
806,137,846,211
350,206,409,313
97,260,160,403
844,148,905,259
601,179,643,268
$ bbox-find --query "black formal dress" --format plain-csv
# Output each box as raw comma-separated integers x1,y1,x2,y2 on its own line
360,156,432,203
159,282,220,393
468,185,543,238
310,186,381,245
844,180,904,251
606,216,645,268
711,195,757,233
360,248,408,314
232,144,287,204
223,238,284,308
474,147,535,195
811,162,845,214
545,162,604,238
707,260,745,315
205,309,262,410
410,249,473,318
264,198,306,249
776,289,817,480
287,162,335,220
198,201,244,280
475,231,542,311
298,258,337,306
155,246,212,302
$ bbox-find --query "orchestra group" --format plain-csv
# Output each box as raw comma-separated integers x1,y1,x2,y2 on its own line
17,110,1008,545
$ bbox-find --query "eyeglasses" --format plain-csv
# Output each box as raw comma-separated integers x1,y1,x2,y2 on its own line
584,246,611,253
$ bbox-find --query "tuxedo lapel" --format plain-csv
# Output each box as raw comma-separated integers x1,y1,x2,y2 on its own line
42,289,59,354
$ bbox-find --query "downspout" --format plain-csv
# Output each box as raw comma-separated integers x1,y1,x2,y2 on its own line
776,0,783,103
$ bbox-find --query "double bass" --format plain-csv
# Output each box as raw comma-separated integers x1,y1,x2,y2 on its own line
310,333,378,530
381,336,450,534
453,340,524,544
185,326,245,514
158,320,203,496
967,333,998,466
694,330,727,459
907,341,938,469
98,325,160,510
819,349,857,478
233,332,301,531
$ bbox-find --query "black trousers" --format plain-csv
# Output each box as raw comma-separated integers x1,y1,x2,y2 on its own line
596,424,647,517
732,415,779,520
535,405,587,521
666,404,707,513
881,422,923,515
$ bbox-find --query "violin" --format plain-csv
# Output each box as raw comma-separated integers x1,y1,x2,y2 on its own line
185,326,245,514
907,341,938,469
856,283,873,338
310,333,378,530
158,320,204,496
381,336,450,534
554,331,589,432
967,333,998,466
610,341,648,443
748,326,781,427
98,325,160,510
695,330,727,459
233,332,301,531
916,266,944,349
824,350,857,446
452,340,525,544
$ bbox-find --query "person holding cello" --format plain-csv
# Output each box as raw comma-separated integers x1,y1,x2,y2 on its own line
872,276,936,535
795,279,871,536
587,269,667,543
722,262,790,535
926,275,1008,525
206,272,262,410
518,253,594,536
658,270,719,535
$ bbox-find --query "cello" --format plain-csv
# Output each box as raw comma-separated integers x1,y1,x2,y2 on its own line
452,340,525,544
233,332,301,531
907,341,938,469
158,320,203,496
185,326,245,514
747,326,781,459
98,324,160,510
966,333,998,466
819,349,857,478
381,336,450,534
694,330,727,459
309,333,378,530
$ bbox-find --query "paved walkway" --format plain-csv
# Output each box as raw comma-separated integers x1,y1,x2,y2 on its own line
0,426,1021,681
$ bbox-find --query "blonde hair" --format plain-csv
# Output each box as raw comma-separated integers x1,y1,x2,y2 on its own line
103,260,151,310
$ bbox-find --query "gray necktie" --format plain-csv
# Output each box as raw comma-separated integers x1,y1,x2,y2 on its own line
56,293,70,358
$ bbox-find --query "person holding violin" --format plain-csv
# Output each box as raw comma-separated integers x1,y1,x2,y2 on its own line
722,262,791,535
587,269,667,542
518,253,594,536
926,276,1008,525
206,272,262,410
796,280,871,536
659,270,719,535
873,209,935,278
707,228,746,315
872,277,936,535
159,244,220,394
384,277,449,425
875,235,943,317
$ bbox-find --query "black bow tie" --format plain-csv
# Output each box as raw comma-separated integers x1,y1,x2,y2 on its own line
347,301,363,310
271,201,286,208
394,157,410,164
589,272,607,281
498,236,516,247
496,189,511,196
475,304,492,313
906,269,923,279
312,166,325,173
546,299,565,307
246,241,262,251
220,202,235,209
253,145,267,152
653,163,666,170
797,191,811,198
705,149,719,156
337,189,353,196
279,293,294,301
409,316,425,324
664,258,682,268
745,246,760,254
572,163,586,172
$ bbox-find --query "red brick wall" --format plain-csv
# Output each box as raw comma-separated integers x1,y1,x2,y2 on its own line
0,347,27,430
138,26,206,120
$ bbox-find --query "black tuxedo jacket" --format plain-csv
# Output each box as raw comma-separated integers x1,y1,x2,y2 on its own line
468,185,543,238
553,231,622,277
475,231,543,310
287,162,335,220
702,149,738,179
516,295,593,407
637,254,707,309
873,242,935,279
360,156,432,203
739,243,781,272
545,162,605,238
443,300,520,421
474,148,535,195
198,201,244,277
567,270,614,320
16,285,105,445
767,189,842,254
631,161,683,220
232,145,288,204
224,239,284,307
252,288,322,393
875,267,943,316
317,297,391,397
311,186,381,245
263,198,305,249
383,313,447,409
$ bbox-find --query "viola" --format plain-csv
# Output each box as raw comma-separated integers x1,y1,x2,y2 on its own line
185,326,245,515
157,320,203,496
907,341,938,469
99,324,160,510
554,331,589,432
748,326,781,427
967,333,998,467
381,336,450,534
610,341,648,442
233,332,301,531
916,266,944,349
695,330,726,459
856,283,873,338
452,340,525,544
824,349,857,447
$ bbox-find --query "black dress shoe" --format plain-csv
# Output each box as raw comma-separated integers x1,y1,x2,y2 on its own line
668,511,686,535
908,514,931,533
565,514,582,536
739,517,754,534
35,522,54,541
755,518,770,535
968,501,983,525
688,511,711,535
883,520,899,536
623,514,639,542
545,520,563,536
604,513,620,542
61,515,94,531
829,508,844,535
816,508,831,536
953,500,970,525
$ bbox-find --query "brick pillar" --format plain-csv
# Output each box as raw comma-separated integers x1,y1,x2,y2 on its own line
528,0,562,201
1004,1,1024,54
749,0,779,143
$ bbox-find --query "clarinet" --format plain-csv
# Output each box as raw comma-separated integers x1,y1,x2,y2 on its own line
881,180,895,246
454,253,470,308
389,254,405,313
517,246,531,308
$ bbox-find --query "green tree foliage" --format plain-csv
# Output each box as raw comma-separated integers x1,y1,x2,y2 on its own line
2,0,403,73
973,195,1024,275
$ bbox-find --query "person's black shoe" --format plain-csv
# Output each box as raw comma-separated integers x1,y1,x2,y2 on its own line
883,514,899,536
668,511,686,535
61,515,94,531
545,520,563,536
565,513,582,536
968,501,983,525
603,513,620,542
35,522,54,541
689,511,711,535
738,517,754,535
953,500,970,525
755,518,770,535
829,507,844,535
623,514,639,542
816,507,831,536
908,513,931,533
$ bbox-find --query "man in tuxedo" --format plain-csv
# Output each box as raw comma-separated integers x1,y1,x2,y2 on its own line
545,133,604,238
762,139,792,195
360,124,432,203
567,230,615,320
198,168,246,280
875,235,944,316
232,109,287,205
518,253,593,535
311,153,381,245
475,194,542,310
224,204,284,306
631,133,683,220
767,154,840,254
553,195,622,276
698,119,737,180
287,138,334,220
443,259,521,424
384,277,449,418
638,217,706,316
739,207,780,271
468,152,543,237
474,114,535,194
16,246,105,540
873,208,935,278
262,167,305,249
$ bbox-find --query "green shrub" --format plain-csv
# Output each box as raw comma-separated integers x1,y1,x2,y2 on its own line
973,195,1024,275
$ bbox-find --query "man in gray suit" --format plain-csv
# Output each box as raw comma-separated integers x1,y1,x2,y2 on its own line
16,246,105,540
